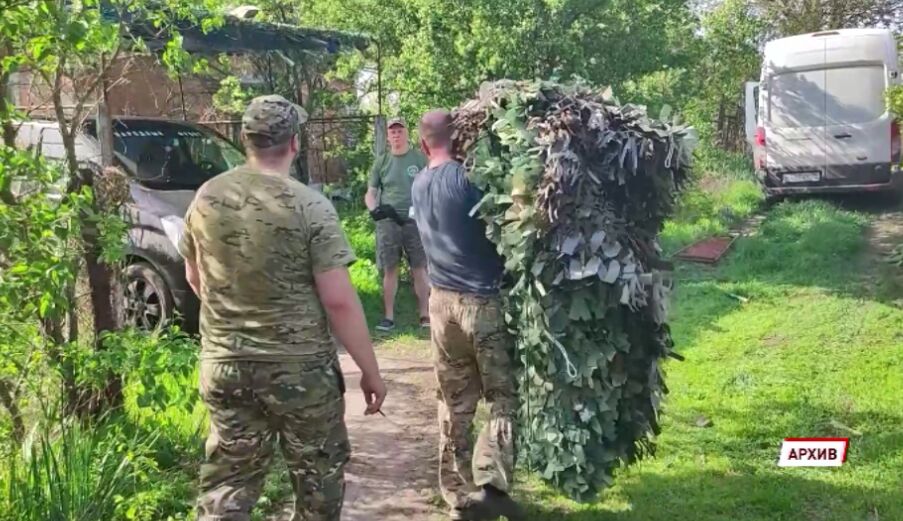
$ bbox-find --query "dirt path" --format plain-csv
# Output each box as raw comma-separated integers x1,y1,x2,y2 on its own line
339,350,446,521
855,199,903,303
866,208,903,254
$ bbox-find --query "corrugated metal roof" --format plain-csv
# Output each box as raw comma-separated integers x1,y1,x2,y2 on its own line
106,7,369,55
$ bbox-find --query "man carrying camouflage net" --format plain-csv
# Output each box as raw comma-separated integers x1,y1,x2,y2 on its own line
179,95,387,521
411,110,524,521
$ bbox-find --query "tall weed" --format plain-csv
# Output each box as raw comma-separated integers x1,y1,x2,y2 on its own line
0,418,156,521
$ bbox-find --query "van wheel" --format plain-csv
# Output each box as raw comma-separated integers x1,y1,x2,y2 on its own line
124,262,174,331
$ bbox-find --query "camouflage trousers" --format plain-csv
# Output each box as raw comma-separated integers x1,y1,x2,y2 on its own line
196,357,350,521
429,288,518,510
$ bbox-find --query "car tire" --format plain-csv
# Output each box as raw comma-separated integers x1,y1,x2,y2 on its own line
124,262,175,331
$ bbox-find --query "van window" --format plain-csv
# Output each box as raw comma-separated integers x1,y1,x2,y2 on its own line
769,65,887,129
825,65,886,125
769,69,826,128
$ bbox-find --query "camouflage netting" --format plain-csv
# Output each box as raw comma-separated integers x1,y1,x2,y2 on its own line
450,80,694,499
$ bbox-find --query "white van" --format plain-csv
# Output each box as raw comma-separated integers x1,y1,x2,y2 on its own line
746,28,901,198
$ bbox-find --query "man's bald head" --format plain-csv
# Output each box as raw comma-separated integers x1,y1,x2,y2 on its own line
419,110,453,149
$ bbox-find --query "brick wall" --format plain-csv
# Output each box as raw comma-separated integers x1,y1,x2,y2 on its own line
9,54,359,184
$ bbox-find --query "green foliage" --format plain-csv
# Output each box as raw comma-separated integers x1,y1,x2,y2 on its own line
684,0,765,150
302,0,697,117
621,68,693,121
887,84,903,124
75,329,200,414
212,75,252,116
660,149,762,253
661,179,762,254
0,148,92,442
340,208,385,322
0,148,87,321
342,209,376,260
753,0,903,37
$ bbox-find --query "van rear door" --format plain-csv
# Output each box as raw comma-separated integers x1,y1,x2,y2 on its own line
744,81,759,149
766,63,827,182
822,63,891,183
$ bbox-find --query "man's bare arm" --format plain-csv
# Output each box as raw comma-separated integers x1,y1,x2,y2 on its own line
364,186,378,211
185,255,201,296
315,266,386,414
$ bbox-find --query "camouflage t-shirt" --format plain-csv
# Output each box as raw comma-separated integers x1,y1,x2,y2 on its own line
179,165,356,361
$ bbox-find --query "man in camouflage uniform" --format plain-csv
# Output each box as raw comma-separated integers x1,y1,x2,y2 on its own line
411,110,524,521
179,95,387,521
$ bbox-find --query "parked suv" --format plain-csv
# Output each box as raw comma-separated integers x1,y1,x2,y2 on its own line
14,117,247,332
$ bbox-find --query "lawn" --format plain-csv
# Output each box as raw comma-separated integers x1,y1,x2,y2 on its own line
516,200,903,520
31,178,893,521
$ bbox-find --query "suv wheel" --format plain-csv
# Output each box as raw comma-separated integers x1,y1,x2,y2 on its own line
124,262,174,330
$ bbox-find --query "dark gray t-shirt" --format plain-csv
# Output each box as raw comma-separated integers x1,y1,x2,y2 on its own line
411,160,504,295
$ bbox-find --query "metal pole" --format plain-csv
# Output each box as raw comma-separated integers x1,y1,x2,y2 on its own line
177,72,188,120
377,40,383,116
98,53,114,168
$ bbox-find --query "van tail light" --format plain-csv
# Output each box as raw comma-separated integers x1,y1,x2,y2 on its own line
892,120,901,164
755,127,767,169
755,127,766,147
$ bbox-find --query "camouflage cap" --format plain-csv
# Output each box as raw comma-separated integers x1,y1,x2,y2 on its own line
242,95,309,148
387,117,407,129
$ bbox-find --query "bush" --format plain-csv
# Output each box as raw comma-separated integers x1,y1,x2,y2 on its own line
341,209,377,262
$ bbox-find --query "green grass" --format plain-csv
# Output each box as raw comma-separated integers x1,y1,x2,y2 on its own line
661,175,763,255
660,149,763,254
517,200,903,520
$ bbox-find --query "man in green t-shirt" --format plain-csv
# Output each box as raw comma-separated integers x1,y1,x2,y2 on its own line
364,117,430,331
180,95,386,521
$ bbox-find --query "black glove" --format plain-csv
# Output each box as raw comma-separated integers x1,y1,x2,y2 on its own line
369,205,391,221
383,206,410,226
370,204,409,225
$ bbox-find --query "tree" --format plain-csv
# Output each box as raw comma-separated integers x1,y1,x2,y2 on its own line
1,0,224,414
755,0,903,37
0,147,90,440
299,0,698,118
689,0,766,151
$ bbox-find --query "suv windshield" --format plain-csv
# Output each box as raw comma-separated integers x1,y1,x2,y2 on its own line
87,120,245,190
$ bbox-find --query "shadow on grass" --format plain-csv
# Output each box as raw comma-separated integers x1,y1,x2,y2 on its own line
521,470,898,521
670,198,903,352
